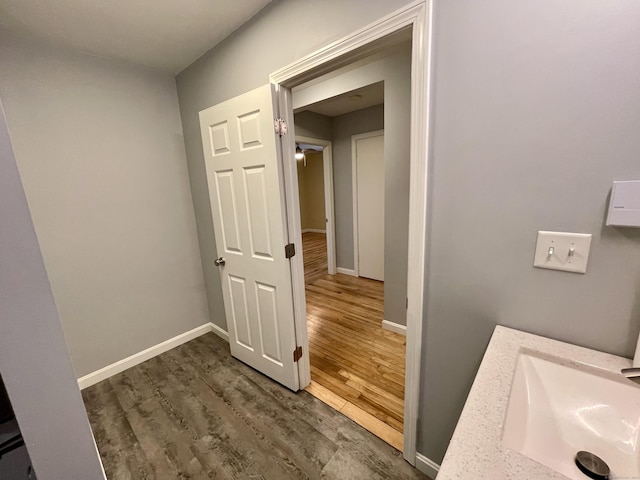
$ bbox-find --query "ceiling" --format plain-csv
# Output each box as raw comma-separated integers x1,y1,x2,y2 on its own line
0,0,272,73
300,82,385,118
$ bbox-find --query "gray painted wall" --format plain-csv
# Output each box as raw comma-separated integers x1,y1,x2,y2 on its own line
294,110,332,140
330,104,385,270
0,33,210,377
176,0,411,331
420,0,640,462
0,100,106,479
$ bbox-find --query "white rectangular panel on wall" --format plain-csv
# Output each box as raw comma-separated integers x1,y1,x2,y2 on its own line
199,84,300,391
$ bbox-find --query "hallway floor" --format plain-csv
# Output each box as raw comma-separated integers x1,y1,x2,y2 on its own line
302,233,406,451
82,333,427,480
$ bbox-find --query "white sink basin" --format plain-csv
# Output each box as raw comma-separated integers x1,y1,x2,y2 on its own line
502,352,640,479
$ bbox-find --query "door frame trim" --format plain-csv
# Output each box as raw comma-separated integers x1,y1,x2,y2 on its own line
351,130,384,278
295,135,336,275
270,0,433,464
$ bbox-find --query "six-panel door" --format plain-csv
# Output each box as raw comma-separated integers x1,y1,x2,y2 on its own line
199,84,299,391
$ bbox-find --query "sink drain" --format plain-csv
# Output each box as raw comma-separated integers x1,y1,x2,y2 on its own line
575,451,610,480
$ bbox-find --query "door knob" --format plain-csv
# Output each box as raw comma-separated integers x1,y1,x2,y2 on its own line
214,257,226,267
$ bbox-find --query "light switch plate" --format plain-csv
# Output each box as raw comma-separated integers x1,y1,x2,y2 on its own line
533,231,592,274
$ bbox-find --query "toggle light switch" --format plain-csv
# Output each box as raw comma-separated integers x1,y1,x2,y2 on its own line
533,231,592,274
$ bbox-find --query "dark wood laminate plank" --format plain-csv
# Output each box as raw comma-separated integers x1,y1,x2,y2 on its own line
142,356,301,480
159,345,333,479
82,379,155,480
83,332,428,479
115,368,220,479
112,365,237,479
186,337,425,479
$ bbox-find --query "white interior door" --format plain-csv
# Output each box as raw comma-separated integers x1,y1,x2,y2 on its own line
199,84,300,391
354,131,384,281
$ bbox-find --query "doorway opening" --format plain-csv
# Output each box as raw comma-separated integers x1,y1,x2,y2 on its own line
196,0,432,465
271,3,432,461
295,136,336,276
291,41,410,450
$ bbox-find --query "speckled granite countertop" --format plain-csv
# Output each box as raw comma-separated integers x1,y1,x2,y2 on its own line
437,325,633,479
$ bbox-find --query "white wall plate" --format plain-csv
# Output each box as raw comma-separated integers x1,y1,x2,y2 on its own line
533,231,592,274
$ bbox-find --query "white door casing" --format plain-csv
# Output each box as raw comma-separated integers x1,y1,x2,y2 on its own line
270,0,433,465
199,84,300,391
353,131,384,281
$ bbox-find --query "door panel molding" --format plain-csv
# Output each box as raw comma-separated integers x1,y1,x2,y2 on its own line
271,0,433,464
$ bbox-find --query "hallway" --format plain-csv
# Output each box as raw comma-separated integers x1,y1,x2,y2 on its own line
302,233,406,451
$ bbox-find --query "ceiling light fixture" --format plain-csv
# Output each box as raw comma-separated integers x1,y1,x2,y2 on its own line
295,144,305,161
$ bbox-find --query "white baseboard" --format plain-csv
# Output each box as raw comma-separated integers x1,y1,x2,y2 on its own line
77,322,229,389
210,322,230,342
381,319,407,336
415,453,440,479
301,228,326,234
336,267,357,276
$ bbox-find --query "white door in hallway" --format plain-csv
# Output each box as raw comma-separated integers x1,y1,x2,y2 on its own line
354,131,384,282
199,84,299,391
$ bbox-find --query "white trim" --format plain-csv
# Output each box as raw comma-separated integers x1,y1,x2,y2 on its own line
336,267,357,277
403,0,433,464
277,86,311,390
296,135,336,275
77,323,228,389
381,319,407,336
210,322,230,342
301,228,326,234
270,0,427,87
272,0,433,464
415,453,440,478
351,130,384,279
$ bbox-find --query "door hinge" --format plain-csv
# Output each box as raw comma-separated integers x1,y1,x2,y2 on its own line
285,243,296,259
293,346,303,362
274,118,288,136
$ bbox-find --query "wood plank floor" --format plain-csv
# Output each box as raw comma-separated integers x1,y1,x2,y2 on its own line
83,334,429,480
302,233,406,451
